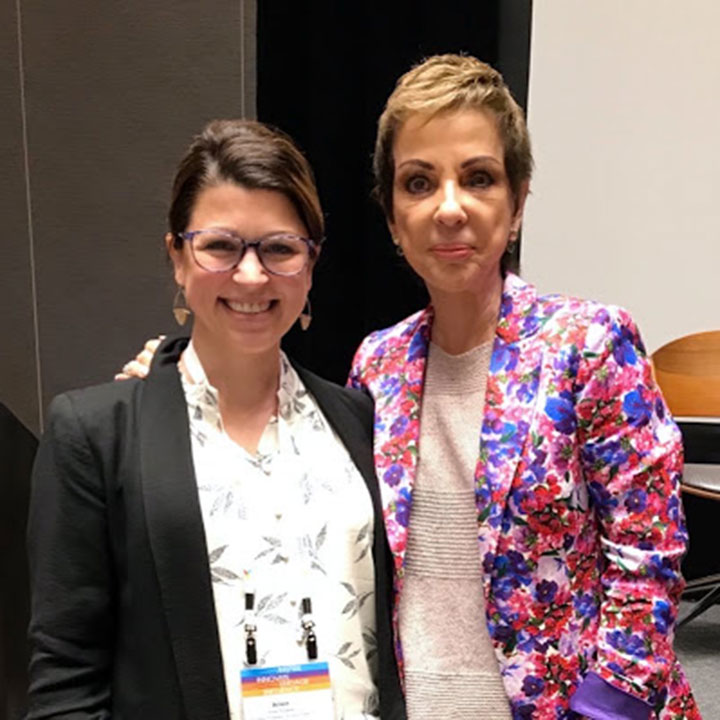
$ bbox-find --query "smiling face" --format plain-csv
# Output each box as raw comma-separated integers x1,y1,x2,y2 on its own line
390,109,528,300
167,182,313,359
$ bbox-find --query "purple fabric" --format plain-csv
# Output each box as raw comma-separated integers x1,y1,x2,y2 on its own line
570,672,652,720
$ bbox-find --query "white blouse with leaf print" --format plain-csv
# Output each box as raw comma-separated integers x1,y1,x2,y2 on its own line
180,342,379,720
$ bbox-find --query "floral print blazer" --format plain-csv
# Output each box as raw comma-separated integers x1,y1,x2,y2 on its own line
348,274,699,720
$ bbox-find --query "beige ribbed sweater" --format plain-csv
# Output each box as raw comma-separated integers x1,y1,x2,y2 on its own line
399,341,512,719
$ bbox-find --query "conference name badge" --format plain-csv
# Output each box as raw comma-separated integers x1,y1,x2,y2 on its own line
241,661,334,720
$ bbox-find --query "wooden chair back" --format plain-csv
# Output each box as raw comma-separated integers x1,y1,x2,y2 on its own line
652,330,720,417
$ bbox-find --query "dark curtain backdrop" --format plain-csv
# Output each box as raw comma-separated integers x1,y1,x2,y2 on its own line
258,1,532,385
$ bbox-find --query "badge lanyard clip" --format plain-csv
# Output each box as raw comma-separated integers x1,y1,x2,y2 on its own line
301,596,318,660
244,591,258,666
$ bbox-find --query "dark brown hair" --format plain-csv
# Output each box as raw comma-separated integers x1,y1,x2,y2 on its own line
169,119,324,246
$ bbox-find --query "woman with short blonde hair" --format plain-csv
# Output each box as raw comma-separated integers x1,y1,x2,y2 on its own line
351,53,698,720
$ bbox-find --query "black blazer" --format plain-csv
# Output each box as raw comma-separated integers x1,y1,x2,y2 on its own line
26,338,405,719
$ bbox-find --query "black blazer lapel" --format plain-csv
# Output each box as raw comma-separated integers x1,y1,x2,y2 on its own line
140,337,229,720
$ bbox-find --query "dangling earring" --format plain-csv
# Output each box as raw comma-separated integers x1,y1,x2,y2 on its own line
299,298,312,331
392,236,404,257
173,287,192,326
506,228,519,254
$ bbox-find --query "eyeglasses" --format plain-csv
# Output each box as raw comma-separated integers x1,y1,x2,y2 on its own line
176,229,321,276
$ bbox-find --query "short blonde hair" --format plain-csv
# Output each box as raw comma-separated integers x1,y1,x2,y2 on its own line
373,54,533,220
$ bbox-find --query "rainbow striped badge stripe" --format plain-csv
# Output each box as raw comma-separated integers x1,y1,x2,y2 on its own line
241,662,331,698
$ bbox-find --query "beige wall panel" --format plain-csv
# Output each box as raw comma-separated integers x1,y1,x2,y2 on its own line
0,0,40,433
17,0,255,423
524,0,720,352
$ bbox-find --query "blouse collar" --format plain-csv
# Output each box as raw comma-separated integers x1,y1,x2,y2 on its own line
180,341,315,440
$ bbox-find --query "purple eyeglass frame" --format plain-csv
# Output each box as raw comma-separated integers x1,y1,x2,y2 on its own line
175,229,322,276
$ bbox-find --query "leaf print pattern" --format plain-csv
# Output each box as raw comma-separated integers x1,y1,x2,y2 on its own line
183,345,380,718
340,581,373,620
307,408,326,432
316,524,327,549
209,545,241,585
210,490,234,517
362,627,378,665
355,522,372,562
301,525,328,575
209,545,227,564
212,566,241,583
255,536,288,565
247,451,273,475
255,592,289,625
335,640,363,669
298,470,314,505
190,425,208,448
349,272,699,719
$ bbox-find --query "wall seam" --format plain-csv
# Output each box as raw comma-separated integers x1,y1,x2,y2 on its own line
240,0,245,117
240,0,256,119
16,0,44,432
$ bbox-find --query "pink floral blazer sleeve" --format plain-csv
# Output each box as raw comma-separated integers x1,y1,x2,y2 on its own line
348,274,700,720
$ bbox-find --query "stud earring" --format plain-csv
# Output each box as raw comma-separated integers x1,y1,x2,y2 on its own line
299,299,312,331
173,287,192,326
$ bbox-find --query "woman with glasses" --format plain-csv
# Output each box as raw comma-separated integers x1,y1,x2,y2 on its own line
25,120,405,720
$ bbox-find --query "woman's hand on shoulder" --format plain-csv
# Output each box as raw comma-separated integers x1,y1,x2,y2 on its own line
114,336,164,380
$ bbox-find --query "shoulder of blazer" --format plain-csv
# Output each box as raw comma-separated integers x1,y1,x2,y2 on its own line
43,332,187,447
39,336,189,496
44,376,146,449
